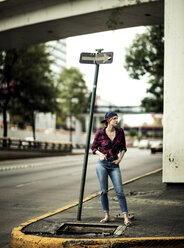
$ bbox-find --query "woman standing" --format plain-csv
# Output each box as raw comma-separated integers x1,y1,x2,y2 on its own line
91,111,132,226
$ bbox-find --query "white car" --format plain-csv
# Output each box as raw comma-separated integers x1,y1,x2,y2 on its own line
150,140,163,154
138,139,150,149
22,137,34,147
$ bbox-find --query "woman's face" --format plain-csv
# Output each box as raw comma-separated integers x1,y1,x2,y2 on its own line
107,116,118,127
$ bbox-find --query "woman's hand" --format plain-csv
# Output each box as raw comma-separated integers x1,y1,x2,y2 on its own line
99,153,107,161
113,159,121,164
96,151,107,160
114,150,126,165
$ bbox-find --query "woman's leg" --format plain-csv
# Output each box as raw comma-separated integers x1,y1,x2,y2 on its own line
109,166,132,225
96,161,110,222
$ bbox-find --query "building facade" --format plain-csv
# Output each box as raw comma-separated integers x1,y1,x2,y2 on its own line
35,39,67,130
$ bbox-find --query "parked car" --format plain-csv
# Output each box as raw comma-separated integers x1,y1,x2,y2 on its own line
150,140,163,154
126,140,133,147
133,140,139,147
22,137,34,147
138,139,150,149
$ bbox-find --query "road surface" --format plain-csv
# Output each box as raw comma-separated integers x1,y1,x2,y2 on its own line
0,148,162,247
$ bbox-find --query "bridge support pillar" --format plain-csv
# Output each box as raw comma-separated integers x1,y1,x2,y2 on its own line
163,0,184,182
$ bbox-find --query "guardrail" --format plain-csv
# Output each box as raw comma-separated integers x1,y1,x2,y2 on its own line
0,137,72,153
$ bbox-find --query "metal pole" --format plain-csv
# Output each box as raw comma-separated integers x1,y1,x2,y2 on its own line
77,50,101,221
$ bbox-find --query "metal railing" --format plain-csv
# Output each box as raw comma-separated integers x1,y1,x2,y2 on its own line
0,137,72,153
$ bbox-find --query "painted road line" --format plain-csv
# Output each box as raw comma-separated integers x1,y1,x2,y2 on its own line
0,159,81,171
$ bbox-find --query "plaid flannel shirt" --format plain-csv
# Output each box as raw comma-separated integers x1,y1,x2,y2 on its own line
91,127,127,160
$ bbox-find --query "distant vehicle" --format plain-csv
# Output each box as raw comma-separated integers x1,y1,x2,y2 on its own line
126,140,133,147
150,140,163,154
138,139,150,149
22,137,34,147
133,140,139,147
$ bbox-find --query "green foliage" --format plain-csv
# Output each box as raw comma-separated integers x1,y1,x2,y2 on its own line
128,128,138,137
12,44,59,113
57,67,88,122
0,49,19,137
0,44,60,137
0,49,17,109
124,25,164,113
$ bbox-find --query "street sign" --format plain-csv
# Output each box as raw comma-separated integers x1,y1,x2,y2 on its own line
80,52,113,64
77,49,113,221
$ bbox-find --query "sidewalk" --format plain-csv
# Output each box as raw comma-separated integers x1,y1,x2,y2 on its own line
10,169,184,247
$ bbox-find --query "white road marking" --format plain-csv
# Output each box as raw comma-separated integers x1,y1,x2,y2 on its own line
16,180,41,188
0,159,83,171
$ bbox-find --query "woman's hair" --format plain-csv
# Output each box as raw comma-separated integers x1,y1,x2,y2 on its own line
105,116,116,127
104,121,108,127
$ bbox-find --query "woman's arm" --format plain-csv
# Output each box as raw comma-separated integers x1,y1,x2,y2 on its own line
91,130,107,160
91,131,100,154
95,150,107,160
114,149,126,165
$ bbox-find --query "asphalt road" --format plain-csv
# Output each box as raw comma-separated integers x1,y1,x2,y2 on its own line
0,148,162,248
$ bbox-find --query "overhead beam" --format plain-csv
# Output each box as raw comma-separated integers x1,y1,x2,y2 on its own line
0,0,164,49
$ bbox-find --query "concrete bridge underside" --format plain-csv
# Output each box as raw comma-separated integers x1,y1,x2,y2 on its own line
0,0,164,49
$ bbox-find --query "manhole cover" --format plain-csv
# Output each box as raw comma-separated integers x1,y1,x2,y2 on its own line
56,223,118,235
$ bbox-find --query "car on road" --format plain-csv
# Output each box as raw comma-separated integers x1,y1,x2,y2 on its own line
133,140,139,147
150,140,163,154
126,140,133,147
138,139,150,149
22,137,34,147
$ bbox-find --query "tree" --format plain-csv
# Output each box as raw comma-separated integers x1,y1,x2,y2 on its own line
0,49,18,140
128,128,138,138
0,44,59,140
124,25,164,113
57,67,88,142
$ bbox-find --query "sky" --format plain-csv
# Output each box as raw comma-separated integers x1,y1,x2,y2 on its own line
66,26,148,107
66,26,156,126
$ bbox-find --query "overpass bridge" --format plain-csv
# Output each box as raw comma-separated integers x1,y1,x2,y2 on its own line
0,0,163,49
91,105,145,114
0,0,184,183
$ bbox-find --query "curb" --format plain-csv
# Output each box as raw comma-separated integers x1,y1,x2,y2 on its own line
10,168,184,247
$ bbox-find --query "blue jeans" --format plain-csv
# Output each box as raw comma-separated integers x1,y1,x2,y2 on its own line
96,159,128,214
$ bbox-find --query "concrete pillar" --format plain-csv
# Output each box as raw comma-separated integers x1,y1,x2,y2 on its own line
163,0,184,182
